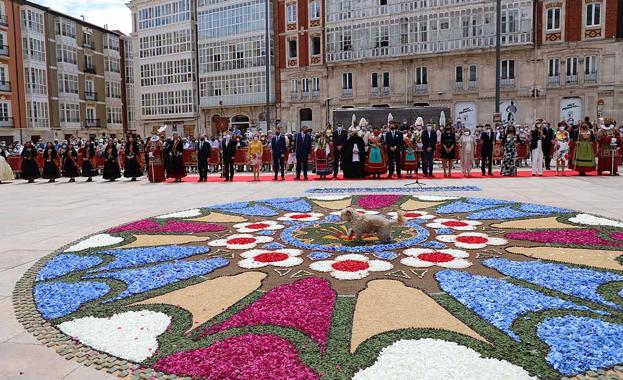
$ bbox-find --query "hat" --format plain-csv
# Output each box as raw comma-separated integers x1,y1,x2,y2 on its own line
150,135,159,142
358,118,369,128
157,126,167,133
415,117,424,127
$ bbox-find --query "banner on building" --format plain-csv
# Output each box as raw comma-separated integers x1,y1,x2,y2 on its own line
499,100,518,126
560,98,583,125
454,102,477,130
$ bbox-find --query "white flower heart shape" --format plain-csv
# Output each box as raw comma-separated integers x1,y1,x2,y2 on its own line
64,234,124,253
57,310,171,362
156,209,202,219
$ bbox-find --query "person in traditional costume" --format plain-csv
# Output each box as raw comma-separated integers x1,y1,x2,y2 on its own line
440,125,456,177
20,141,39,183
402,130,418,177
385,117,403,179
554,121,570,176
501,126,519,177
542,121,555,170
167,133,186,182
102,139,121,181
147,135,166,182
247,133,263,181
81,140,97,182
62,143,80,182
597,118,620,176
315,129,333,179
0,145,14,183
530,123,545,176
343,127,366,178
569,121,597,176
459,129,476,177
123,135,143,181
365,126,387,178
42,143,60,183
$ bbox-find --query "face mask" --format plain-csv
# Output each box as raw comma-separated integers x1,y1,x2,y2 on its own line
464,132,470,136
426,126,432,131
559,127,565,131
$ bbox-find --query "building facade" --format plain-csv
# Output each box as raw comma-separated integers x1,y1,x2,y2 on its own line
275,0,328,133
0,0,129,144
196,0,275,135
127,0,198,137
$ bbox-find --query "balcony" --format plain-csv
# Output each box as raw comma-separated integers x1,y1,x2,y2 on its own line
381,86,390,96
454,82,464,92
311,90,320,99
84,91,97,101
0,81,10,92
301,91,310,100
584,72,597,83
290,91,299,100
0,117,13,127
0,45,8,57
370,87,379,97
84,64,96,74
83,41,94,50
414,84,428,94
0,15,8,27
547,76,560,86
566,75,578,85
500,78,515,88
467,81,478,91
28,120,48,128
341,88,353,97
85,118,101,128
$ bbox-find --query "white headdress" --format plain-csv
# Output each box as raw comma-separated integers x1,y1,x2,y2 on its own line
415,117,424,127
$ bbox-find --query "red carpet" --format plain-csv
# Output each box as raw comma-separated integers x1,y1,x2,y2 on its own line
165,170,599,183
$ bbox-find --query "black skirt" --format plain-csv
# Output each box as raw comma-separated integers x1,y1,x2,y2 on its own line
63,160,80,178
103,159,121,179
21,159,40,180
123,156,142,178
82,160,97,177
440,144,456,160
42,161,60,179
167,155,186,178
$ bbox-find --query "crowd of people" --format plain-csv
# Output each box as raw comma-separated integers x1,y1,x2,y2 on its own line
0,115,620,184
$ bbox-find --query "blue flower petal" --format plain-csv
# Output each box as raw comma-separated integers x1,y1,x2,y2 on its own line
213,205,278,217
88,258,229,302
518,204,573,214
257,230,276,236
437,201,498,214
373,251,398,260
36,255,102,281
308,251,332,260
34,281,110,319
435,228,455,235
262,242,285,250
436,270,594,341
538,316,623,375
484,258,623,309
209,202,249,210
465,198,514,206
467,206,534,220
263,198,311,212
92,245,209,272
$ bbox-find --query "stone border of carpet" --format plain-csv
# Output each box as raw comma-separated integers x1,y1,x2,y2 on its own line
304,186,481,194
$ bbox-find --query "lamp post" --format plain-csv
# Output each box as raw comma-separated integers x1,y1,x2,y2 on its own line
264,0,270,131
495,0,501,114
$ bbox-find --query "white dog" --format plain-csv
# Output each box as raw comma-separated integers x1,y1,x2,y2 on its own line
340,208,405,243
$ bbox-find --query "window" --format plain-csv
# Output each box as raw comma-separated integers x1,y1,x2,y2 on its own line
85,55,93,69
107,107,123,124
59,103,80,123
290,79,298,93
585,55,597,74
83,33,93,47
566,57,578,76
416,67,427,85
140,89,194,116
501,9,519,33
371,72,378,88
26,101,48,127
55,18,76,38
140,59,193,86
21,10,44,34
342,72,352,90
24,67,47,94
0,102,10,121
0,64,7,85
288,39,297,59
104,35,120,51
501,60,515,79
139,30,192,58
58,73,79,94
311,36,321,55
341,30,352,51
85,79,94,94
468,65,477,82
302,78,309,93
546,8,561,31
586,3,601,27
56,45,77,64
382,72,389,88
105,57,121,73
311,77,320,92
310,0,321,19
22,37,45,61
86,107,95,121
287,4,297,23
455,66,463,83
105,80,122,99
548,58,560,77
137,0,191,30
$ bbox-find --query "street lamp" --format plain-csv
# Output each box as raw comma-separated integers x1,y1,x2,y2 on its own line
264,0,270,131
495,0,501,114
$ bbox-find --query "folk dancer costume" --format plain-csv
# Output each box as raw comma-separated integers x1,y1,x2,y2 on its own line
315,130,333,179
500,127,519,177
81,142,97,181
343,127,366,178
440,126,457,177
365,128,387,178
402,131,418,175
167,136,187,182
569,122,597,176
530,124,545,176
147,136,166,183
62,145,80,182
459,130,476,177
124,138,143,181
20,142,40,182
42,144,61,182
102,142,122,181
247,136,263,181
597,119,620,175
554,122,570,176
0,147,14,183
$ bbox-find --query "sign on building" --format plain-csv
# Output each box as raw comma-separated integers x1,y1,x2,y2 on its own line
454,102,477,130
499,100,518,126
560,98,583,125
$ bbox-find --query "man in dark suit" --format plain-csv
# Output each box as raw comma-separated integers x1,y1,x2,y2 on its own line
221,132,237,181
332,123,348,178
541,121,554,170
271,126,287,180
294,126,312,180
421,123,437,177
196,134,211,182
480,123,495,176
385,121,403,178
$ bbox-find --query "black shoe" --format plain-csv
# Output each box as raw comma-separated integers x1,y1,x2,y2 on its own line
281,176,285,180
304,176,308,180
28,179,34,183
86,178,92,182
273,176,277,180
131,177,137,181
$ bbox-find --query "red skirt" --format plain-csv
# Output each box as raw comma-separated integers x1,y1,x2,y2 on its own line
148,159,166,182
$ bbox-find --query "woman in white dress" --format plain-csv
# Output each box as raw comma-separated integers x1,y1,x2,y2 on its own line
0,146,15,183
459,129,476,177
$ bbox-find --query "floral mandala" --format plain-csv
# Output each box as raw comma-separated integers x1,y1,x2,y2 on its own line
14,194,623,379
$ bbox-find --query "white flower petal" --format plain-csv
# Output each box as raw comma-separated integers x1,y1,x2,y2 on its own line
415,195,459,201
156,209,202,219
64,234,124,252
443,249,470,258
485,237,508,246
309,261,335,272
237,258,267,269
437,259,473,269
308,195,350,201
271,257,304,267
207,239,228,247
436,235,457,243
569,214,623,228
400,257,436,268
454,242,487,250
332,269,370,280
403,248,434,257
367,260,393,272
334,254,369,262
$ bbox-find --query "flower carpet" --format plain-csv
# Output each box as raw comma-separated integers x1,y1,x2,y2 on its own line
13,194,623,379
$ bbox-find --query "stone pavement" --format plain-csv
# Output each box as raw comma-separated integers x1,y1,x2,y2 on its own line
0,173,622,379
